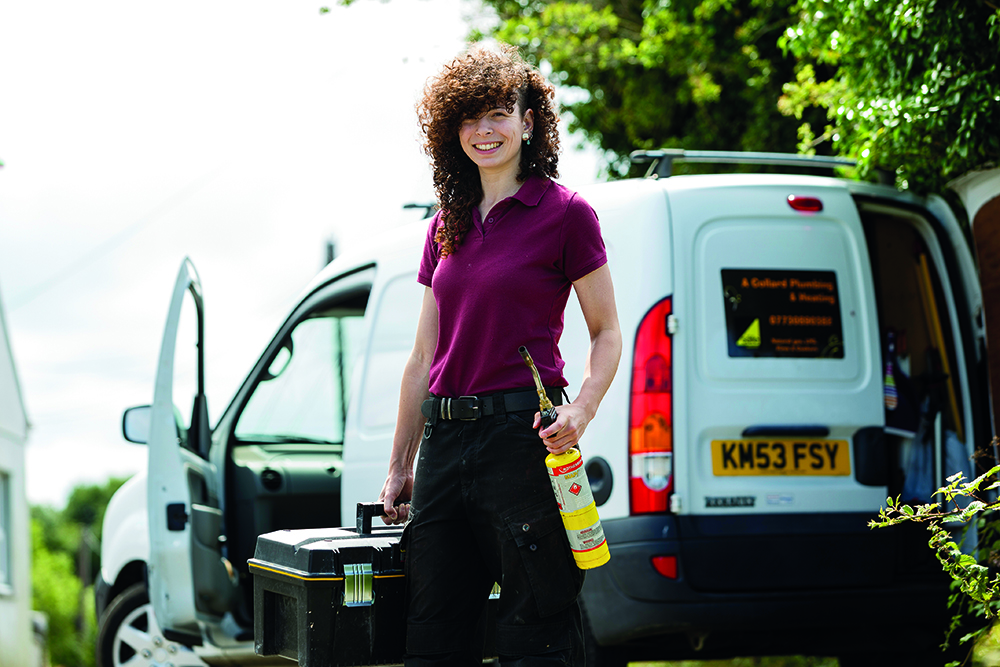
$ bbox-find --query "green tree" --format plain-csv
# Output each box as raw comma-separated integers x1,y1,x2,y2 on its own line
475,0,829,175
32,520,91,667
32,504,80,556
779,0,1000,192
31,477,128,667
64,479,122,535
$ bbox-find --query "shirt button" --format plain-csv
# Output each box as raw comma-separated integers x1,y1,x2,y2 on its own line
529,544,538,552
488,218,494,223
522,523,530,532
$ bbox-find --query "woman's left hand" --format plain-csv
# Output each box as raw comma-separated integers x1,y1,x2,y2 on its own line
533,404,592,454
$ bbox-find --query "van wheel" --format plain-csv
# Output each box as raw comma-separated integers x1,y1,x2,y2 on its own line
96,583,208,667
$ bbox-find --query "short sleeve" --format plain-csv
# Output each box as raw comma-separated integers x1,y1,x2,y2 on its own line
417,212,443,287
561,194,607,282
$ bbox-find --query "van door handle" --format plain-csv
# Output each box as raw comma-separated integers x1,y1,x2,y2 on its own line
741,425,830,437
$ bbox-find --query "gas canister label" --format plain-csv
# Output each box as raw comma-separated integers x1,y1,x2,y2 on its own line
566,520,606,553
548,457,595,513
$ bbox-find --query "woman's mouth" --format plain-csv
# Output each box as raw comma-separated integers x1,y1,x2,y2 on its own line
474,141,502,152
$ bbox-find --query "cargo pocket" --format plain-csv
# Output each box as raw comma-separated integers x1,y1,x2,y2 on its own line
505,501,584,618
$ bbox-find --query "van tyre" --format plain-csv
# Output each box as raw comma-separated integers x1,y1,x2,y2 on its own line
96,582,207,667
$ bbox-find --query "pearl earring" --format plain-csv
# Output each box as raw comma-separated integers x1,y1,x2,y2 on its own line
522,131,531,145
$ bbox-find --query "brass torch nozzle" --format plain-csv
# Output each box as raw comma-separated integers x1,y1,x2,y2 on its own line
519,345,555,417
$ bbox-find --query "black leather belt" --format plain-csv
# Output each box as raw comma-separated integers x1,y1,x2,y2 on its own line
421,388,563,422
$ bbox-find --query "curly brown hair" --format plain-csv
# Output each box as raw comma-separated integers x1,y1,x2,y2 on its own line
418,43,560,258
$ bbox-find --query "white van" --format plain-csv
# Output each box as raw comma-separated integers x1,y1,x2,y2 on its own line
97,150,989,667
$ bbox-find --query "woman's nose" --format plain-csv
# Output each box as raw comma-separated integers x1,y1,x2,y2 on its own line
476,119,492,135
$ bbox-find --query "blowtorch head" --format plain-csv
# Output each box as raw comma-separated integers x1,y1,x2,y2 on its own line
518,345,555,416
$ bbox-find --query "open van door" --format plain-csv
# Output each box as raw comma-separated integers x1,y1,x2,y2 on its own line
147,258,230,639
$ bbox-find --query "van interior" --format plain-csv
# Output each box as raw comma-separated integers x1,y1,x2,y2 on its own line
224,289,370,628
859,199,981,520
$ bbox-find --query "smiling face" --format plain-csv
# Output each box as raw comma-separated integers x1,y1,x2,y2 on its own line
458,101,534,177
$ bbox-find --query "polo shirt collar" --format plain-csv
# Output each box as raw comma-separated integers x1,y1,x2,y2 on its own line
512,174,550,208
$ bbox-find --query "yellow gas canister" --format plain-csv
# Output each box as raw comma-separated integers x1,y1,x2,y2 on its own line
519,345,611,570
545,448,611,569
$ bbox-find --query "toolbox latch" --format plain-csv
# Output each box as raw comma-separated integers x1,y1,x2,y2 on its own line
343,563,374,607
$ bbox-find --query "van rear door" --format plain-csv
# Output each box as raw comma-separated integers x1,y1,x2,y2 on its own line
668,177,885,516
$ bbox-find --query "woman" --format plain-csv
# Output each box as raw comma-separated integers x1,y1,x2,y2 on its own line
379,43,622,667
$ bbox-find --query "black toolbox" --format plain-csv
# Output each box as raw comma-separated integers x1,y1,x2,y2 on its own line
250,503,498,666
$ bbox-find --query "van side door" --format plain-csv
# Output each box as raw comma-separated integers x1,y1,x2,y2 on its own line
146,259,226,637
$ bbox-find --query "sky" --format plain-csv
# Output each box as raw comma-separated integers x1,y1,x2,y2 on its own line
0,0,600,507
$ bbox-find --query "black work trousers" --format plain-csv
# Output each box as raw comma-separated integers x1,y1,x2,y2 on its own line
403,398,585,667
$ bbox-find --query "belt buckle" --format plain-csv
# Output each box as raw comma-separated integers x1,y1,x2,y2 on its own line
458,395,479,421
439,396,481,420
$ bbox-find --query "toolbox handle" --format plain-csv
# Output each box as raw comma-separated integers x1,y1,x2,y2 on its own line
356,502,390,535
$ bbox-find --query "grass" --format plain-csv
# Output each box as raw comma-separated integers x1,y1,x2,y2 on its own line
631,660,837,667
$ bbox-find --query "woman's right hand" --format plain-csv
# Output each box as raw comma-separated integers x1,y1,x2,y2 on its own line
379,466,414,525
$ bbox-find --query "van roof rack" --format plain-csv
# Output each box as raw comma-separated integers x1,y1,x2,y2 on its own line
629,149,858,179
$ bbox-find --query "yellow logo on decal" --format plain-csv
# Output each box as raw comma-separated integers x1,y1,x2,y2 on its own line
737,319,761,348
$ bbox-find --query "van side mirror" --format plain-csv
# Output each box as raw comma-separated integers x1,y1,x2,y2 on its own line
122,405,151,444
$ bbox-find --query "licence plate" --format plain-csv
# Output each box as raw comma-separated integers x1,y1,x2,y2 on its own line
711,439,851,476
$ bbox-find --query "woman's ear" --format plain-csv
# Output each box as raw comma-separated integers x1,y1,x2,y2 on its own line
523,108,534,135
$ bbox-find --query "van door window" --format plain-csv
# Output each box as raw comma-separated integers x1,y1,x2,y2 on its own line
696,215,865,383
234,301,366,444
173,294,203,454
223,284,369,627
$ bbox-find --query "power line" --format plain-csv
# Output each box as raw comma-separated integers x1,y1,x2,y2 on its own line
9,166,224,311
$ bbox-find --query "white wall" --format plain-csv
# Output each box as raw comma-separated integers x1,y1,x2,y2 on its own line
0,288,34,667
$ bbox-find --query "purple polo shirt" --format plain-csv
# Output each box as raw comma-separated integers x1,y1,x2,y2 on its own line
417,175,607,398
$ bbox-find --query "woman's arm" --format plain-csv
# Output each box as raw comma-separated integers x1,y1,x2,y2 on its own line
535,263,622,454
380,286,438,524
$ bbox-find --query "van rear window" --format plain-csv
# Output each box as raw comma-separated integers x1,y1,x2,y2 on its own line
721,269,844,359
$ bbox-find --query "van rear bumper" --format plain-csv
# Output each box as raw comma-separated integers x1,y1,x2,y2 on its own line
583,513,951,656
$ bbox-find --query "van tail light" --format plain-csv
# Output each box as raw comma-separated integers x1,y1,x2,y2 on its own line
787,195,823,213
629,296,673,514
651,555,678,579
